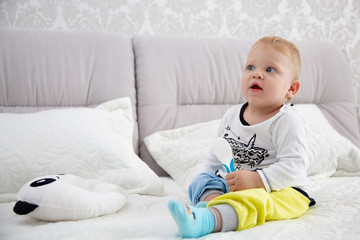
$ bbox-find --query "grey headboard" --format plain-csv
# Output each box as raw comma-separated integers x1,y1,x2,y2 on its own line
1,29,359,176
0,28,139,152
134,36,360,176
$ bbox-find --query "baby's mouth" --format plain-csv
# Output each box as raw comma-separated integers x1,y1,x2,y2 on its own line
250,83,262,91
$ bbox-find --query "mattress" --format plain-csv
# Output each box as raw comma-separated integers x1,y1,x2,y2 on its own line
1,176,360,240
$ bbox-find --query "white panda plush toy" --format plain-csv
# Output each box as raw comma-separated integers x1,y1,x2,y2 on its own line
13,174,127,221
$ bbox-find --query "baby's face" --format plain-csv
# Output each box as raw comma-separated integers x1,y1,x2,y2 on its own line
241,45,297,109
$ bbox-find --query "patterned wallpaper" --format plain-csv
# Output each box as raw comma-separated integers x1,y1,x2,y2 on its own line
1,0,359,119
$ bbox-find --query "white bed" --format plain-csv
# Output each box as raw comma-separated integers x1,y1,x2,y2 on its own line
1,176,360,240
1,28,360,240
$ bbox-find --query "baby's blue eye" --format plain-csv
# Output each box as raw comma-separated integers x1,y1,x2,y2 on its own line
266,67,275,73
247,65,255,71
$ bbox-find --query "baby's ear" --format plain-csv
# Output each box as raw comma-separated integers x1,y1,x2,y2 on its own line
287,80,300,98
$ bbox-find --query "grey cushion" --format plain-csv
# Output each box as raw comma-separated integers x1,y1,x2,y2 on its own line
0,28,139,151
134,36,360,176
1,29,358,176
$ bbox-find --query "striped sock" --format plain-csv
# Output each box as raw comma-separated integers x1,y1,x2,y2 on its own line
168,199,217,238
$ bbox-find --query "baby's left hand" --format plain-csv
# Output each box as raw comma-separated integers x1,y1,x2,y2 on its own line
225,170,265,192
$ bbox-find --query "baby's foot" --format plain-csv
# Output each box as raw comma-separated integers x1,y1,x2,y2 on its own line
168,200,216,238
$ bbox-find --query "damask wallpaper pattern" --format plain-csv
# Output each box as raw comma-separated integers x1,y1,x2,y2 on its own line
1,0,359,119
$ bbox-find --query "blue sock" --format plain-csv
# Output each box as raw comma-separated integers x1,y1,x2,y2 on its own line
195,201,208,208
168,200,217,238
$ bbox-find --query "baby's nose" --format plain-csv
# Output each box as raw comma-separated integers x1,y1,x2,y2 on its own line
252,71,263,79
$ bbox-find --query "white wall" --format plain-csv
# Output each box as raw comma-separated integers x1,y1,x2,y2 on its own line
1,0,359,119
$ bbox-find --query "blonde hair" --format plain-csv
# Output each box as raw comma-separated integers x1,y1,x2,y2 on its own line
251,36,301,80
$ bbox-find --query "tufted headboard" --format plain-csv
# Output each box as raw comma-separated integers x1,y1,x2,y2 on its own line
1,29,359,176
134,36,360,176
0,28,139,152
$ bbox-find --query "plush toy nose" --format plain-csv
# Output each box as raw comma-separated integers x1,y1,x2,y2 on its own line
13,201,38,215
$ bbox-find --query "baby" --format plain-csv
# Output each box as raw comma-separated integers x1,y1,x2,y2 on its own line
168,36,315,238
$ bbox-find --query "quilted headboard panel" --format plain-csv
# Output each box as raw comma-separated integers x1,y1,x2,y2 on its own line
134,36,360,176
0,28,138,151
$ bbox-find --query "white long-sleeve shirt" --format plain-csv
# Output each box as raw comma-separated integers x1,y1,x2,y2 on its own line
205,103,309,192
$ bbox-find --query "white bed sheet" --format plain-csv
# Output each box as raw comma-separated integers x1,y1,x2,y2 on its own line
1,176,360,240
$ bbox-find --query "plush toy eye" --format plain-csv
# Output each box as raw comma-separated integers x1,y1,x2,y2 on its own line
30,178,57,187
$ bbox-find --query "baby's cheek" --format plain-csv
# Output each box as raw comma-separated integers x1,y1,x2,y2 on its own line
240,78,248,94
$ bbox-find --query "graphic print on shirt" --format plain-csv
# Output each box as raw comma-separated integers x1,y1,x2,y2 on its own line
223,126,270,169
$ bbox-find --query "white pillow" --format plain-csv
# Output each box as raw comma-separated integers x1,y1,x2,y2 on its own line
292,104,360,177
14,174,127,221
144,120,220,191
0,98,163,202
144,104,360,190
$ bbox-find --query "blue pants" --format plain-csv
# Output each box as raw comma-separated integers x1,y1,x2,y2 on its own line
188,171,229,205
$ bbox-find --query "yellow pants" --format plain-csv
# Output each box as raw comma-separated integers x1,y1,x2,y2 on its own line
207,187,310,231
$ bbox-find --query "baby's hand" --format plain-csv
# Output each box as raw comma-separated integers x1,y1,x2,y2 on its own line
225,170,265,192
